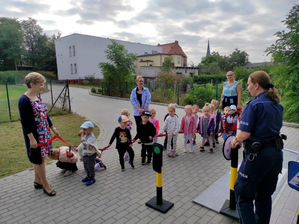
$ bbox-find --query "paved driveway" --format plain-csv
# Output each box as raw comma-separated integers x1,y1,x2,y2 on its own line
0,86,298,224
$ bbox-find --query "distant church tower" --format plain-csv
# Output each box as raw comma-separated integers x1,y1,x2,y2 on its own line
206,40,211,56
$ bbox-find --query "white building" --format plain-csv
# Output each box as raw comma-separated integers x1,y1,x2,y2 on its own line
55,33,162,81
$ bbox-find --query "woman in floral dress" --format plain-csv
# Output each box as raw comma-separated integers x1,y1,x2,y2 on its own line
19,72,59,196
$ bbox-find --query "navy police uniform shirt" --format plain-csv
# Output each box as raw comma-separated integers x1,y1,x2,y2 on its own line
239,91,283,142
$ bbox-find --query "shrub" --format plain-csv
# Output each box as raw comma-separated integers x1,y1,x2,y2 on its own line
183,83,216,107
37,71,56,79
91,88,96,93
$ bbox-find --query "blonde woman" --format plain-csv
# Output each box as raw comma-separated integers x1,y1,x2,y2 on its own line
130,76,151,130
18,72,59,196
220,71,241,110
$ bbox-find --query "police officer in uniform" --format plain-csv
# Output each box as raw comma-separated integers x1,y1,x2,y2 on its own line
230,71,284,224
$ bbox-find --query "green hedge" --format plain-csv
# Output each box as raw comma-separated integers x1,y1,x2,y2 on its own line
193,74,226,84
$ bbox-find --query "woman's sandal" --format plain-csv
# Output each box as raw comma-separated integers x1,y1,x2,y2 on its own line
43,188,56,196
34,182,43,189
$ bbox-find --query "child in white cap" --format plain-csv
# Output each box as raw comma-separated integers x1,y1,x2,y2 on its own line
107,115,135,171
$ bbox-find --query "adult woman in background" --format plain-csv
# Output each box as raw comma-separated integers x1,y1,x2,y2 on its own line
220,71,241,110
19,72,59,196
130,76,151,130
230,71,284,224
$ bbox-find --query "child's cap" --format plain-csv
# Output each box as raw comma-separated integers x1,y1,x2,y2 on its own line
230,105,237,110
80,121,94,129
141,111,152,117
118,115,130,123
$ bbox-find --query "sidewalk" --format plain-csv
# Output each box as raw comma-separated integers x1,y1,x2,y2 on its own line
0,87,298,224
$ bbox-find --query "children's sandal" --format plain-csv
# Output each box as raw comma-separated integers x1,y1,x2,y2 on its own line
200,147,205,152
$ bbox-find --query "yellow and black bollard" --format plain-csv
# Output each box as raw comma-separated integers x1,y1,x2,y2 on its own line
145,143,174,213
229,146,238,210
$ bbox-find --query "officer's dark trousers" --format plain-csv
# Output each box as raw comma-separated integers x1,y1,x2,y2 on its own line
234,147,283,224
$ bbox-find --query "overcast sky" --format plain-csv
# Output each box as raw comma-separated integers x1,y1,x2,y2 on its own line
1,0,297,65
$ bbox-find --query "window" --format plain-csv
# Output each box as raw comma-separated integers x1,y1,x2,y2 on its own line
177,57,181,64
69,46,72,57
70,64,73,74
73,45,76,57
74,63,77,74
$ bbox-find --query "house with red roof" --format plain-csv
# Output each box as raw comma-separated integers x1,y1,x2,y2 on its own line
137,40,197,78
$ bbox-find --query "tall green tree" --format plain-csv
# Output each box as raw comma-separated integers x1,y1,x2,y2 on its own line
228,48,249,69
158,57,181,88
0,17,23,70
199,52,223,74
266,4,299,122
37,33,60,73
99,41,137,96
199,49,249,74
21,17,44,68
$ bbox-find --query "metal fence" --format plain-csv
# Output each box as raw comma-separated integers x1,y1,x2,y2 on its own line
96,78,221,106
0,80,71,123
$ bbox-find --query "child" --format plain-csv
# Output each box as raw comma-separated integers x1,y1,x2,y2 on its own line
49,146,78,176
149,108,160,143
227,105,238,135
191,104,199,144
78,121,97,186
163,108,179,150
211,99,222,144
160,104,180,157
108,115,134,171
197,104,215,153
121,109,133,130
121,109,133,161
133,111,156,165
180,105,197,153
204,103,216,147
220,106,234,141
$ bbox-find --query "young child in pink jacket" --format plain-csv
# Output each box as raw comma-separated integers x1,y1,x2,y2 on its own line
149,108,160,143
179,105,197,153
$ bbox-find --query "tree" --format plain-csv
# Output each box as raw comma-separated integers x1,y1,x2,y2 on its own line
99,41,137,96
228,48,249,69
199,49,248,74
199,52,222,74
21,17,44,68
0,17,24,70
266,4,299,122
157,57,183,98
158,57,181,87
37,33,60,73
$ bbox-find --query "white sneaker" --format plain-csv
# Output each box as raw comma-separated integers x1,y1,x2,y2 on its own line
64,170,73,176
